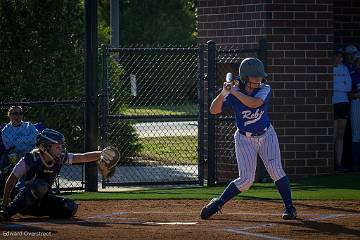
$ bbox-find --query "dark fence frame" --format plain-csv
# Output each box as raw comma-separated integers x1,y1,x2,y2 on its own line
206,39,268,186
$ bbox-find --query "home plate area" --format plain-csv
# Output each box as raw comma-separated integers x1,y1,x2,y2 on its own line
0,200,359,240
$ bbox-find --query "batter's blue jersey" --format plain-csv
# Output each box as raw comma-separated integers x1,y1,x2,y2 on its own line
222,84,271,134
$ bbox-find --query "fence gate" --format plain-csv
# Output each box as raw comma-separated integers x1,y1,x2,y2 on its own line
100,45,204,187
206,39,269,185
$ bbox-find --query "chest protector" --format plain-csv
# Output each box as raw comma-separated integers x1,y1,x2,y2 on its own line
21,151,64,188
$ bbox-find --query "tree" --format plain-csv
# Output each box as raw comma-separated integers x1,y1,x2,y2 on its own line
0,0,142,157
98,0,197,45
0,0,85,152
0,0,84,101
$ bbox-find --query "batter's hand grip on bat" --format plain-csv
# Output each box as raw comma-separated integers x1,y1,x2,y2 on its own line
225,72,233,91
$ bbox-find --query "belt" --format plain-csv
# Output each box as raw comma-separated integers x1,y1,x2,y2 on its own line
239,127,268,137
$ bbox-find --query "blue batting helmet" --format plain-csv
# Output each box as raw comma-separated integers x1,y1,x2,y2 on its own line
239,57,268,78
236,58,268,88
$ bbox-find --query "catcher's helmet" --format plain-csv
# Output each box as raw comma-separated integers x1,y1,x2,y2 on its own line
36,128,65,151
239,57,268,78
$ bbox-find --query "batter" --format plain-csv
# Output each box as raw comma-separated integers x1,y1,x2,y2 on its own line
200,58,297,220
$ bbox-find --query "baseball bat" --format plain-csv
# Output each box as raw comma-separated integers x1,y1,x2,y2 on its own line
225,72,232,90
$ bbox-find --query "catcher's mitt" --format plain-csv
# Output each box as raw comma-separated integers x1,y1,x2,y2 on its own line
97,146,120,179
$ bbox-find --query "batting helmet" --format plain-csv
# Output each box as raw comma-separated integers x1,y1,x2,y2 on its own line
238,57,268,78
36,128,65,154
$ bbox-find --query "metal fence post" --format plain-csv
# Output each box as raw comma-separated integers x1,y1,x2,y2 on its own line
198,44,205,186
207,40,216,186
84,0,98,192
100,45,109,189
100,45,109,148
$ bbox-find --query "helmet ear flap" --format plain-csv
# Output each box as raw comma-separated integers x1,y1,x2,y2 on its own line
37,143,46,152
38,143,51,153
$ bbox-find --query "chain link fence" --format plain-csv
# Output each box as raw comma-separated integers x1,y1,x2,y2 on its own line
0,44,205,192
0,101,85,192
100,45,204,186
0,41,268,191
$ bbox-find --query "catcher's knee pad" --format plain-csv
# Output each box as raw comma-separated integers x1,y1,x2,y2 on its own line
50,198,78,219
30,179,49,199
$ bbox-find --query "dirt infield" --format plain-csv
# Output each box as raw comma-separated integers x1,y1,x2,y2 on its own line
1,200,360,239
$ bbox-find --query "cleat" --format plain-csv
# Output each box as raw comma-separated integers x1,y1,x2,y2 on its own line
200,198,222,220
282,206,297,220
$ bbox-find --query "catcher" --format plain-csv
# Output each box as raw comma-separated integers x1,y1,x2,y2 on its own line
0,128,120,221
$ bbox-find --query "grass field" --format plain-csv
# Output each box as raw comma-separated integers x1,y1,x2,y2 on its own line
62,172,360,201
138,135,197,164
120,104,197,116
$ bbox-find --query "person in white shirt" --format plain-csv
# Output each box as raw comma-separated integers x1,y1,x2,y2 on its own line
332,49,352,172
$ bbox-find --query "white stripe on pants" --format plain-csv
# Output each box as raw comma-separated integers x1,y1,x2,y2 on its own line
233,125,286,192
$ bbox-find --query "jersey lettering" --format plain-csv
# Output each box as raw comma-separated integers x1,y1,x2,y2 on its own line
242,109,264,126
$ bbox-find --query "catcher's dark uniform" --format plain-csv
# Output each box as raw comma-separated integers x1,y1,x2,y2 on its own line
2,150,77,219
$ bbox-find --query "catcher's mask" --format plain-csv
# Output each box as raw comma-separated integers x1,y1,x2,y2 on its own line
36,128,66,161
237,57,268,89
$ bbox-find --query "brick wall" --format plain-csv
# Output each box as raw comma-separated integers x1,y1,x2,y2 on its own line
197,0,267,48
197,0,336,181
334,0,360,47
265,1,333,178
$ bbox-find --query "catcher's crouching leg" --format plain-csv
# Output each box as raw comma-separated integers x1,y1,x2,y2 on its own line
56,198,78,219
1,179,49,220
30,179,49,199
41,194,78,219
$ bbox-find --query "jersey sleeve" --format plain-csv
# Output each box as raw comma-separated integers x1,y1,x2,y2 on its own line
64,153,74,165
221,94,235,112
254,85,271,102
12,158,29,178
